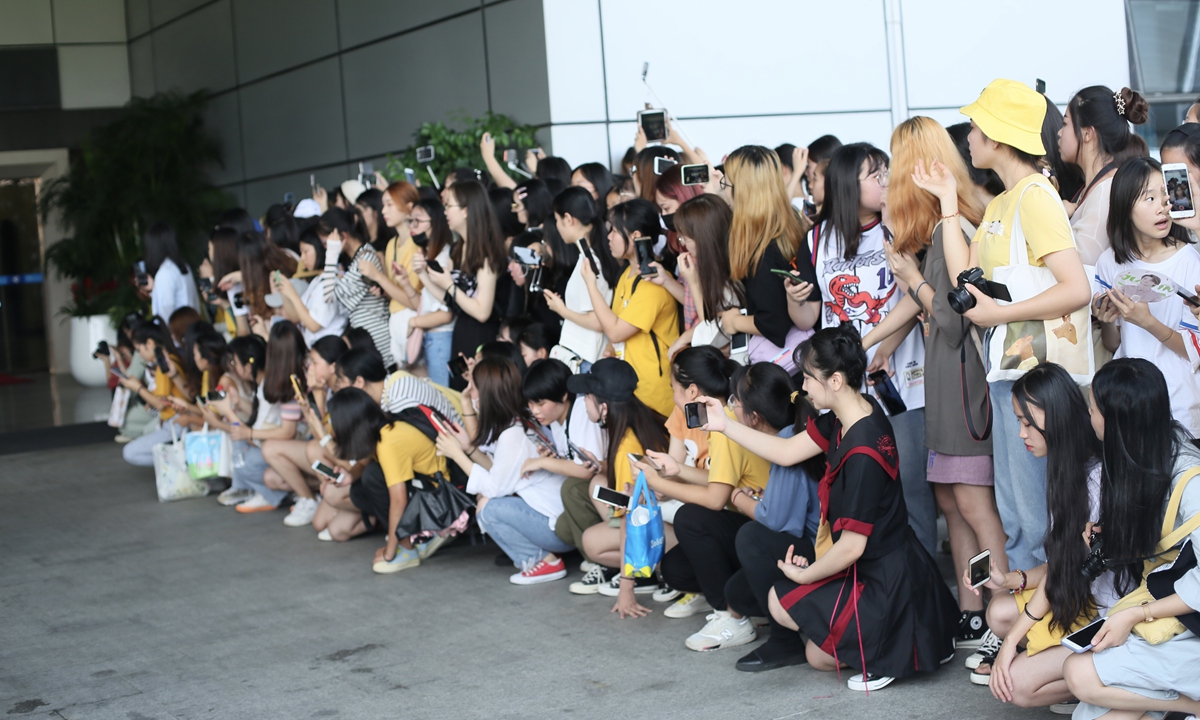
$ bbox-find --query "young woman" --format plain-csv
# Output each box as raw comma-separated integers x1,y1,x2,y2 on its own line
810,141,936,556
1162,123,1200,243
436,356,572,585
142,222,200,323
969,364,1104,704
1094,157,1200,435
359,181,421,367
646,164,705,325
924,78,1093,572
699,324,957,692
404,199,456,386
670,194,742,355
354,187,396,252
274,227,347,347
119,319,191,467
546,186,621,372
862,117,1006,648
572,162,614,217
724,362,825,673
319,207,393,368
1059,86,1150,265
582,199,679,416
203,335,266,506
722,145,819,371
516,323,555,368
948,122,1006,211
235,231,298,321
423,180,511,391
1062,358,1200,720
632,146,682,203
264,203,299,254
804,134,842,219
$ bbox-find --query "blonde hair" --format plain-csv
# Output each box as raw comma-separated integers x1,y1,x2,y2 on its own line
726,146,803,280
888,117,985,255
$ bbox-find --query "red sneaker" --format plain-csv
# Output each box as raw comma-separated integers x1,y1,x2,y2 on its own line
509,557,567,585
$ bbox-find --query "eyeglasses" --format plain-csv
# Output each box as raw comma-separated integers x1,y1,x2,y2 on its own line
727,394,740,409
719,176,734,191
406,217,427,226
862,170,890,187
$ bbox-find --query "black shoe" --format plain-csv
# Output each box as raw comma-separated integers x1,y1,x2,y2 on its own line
735,640,808,672
955,610,988,649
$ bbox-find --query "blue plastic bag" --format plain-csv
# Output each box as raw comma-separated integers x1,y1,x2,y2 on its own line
623,470,665,578
185,426,223,480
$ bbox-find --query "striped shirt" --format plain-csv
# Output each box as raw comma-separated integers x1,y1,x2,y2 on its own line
382,372,463,426
324,244,393,367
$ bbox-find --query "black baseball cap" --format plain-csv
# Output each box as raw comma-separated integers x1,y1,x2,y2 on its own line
566,358,638,403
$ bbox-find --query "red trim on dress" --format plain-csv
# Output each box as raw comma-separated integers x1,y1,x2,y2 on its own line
833,518,874,536
806,417,831,452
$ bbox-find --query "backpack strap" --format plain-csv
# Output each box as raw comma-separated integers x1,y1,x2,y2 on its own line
628,273,664,377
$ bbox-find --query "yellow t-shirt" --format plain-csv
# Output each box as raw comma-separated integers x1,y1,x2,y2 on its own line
973,174,1076,281
707,409,770,514
385,237,424,314
153,353,189,422
613,430,644,495
612,267,679,417
376,421,446,487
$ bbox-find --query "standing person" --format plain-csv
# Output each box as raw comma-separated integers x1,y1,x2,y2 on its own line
863,116,1007,649
361,181,422,368
143,222,200,322
810,141,936,555
699,324,957,692
406,199,457,386
1161,123,1200,243
1059,86,1150,265
423,180,510,391
571,162,614,218
582,198,680,417
804,135,843,220
546,187,622,373
319,207,393,368
669,194,742,355
1093,157,1200,435
932,79,1096,571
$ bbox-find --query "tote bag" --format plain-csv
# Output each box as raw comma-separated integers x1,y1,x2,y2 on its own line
107,386,131,428
154,424,208,501
623,471,665,579
185,424,232,480
985,179,1095,384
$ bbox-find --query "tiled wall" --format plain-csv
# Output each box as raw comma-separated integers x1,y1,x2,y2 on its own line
125,0,552,213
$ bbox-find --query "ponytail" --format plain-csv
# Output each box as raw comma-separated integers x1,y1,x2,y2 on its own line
555,186,621,286
671,345,738,399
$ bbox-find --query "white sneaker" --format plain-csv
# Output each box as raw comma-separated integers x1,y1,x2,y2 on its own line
217,487,254,506
597,574,658,597
684,610,756,652
652,585,682,603
664,592,712,619
568,564,610,595
1049,701,1079,715
580,560,600,573
847,673,895,692
416,534,448,561
965,629,1002,669
317,528,333,541
283,496,320,527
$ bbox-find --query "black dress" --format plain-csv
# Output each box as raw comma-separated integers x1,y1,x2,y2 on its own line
448,270,515,391
773,397,956,680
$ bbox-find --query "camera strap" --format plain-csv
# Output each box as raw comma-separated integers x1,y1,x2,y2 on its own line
959,321,992,442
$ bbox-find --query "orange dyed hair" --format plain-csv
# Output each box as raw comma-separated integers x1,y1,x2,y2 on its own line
385,181,419,210
888,116,984,255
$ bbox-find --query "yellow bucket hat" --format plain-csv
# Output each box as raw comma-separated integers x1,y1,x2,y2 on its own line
960,79,1047,156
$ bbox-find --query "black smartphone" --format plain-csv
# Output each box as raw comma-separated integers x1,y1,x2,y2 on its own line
198,277,214,298
448,355,469,378
684,402,708,429
93,340,110,358
426,258,443,274
969,549,992,589
1178,288,1200,308
592,484,632,509
638,109,668,143
869,370,907,415
155,346,169,371
634,238,656,277
681,164,709,186
578,237,600,277
1062,617,1106,653
134,261,149,287
207,389,227,402
1035,78,1046,94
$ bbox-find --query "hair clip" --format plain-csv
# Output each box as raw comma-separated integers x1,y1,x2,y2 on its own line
1113,92,1126,116
790,391,800,403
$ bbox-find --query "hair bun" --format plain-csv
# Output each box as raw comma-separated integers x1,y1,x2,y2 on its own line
1120,87,1150,126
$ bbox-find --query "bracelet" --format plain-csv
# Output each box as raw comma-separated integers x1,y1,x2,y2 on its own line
1023,605,1044,623
1015,569,1028,594
1140,600,1155,623
1158,324,1175,343
941,211,960,219
913,281,929,298
319,434,333,448
461,412,476,417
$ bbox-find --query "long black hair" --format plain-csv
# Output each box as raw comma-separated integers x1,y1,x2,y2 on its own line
536,156,572,188
819,143,889,260
554,186,621,286
1067,86,1150,166
329,387,395,461
675,194,740,321
573,162,614,215
732,361,826,481
450,180,507,275
1012,362,1102,632
516,178,555,229
412,198,452,261
1107,156,1194,264
671,345,738,400
143,222,189,277
608,198,661,259
264,203,299,253
1092,358,1183,596
602,394,668,490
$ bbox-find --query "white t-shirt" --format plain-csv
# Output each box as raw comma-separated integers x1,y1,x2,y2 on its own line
548,396,607,469
299,273,348,346
468,424,567,528
812,220,926,410
419,246,455,334
1095,245,1200,435
151,258,200,322
557,249,612,363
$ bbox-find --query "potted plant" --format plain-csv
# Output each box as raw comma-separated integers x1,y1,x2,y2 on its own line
383,111,542,184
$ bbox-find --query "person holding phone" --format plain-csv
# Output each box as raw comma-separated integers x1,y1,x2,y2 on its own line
199,335,266,506
363,181,427,369
582,198,680,417
403,199,456,386
1092,157,1200,436
120,319,192,467
274,228,347,347
669,195,743,356
697,324,957,693
318,207,394,369
354,187,396,253
142,222,201,324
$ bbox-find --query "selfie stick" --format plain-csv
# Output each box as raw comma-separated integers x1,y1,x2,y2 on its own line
426,165,441,190
641,62,696,148
507,161,533,178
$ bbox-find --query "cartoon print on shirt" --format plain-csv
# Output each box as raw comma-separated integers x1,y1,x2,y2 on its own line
825,274,896,326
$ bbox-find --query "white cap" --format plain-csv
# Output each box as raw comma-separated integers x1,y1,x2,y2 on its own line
340,179,367,204
293,198,322,218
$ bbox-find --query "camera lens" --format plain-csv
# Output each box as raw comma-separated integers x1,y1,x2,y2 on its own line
948,286,977,314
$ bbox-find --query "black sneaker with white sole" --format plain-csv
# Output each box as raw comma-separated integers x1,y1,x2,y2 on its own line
568,564,611,595
955,609,988,649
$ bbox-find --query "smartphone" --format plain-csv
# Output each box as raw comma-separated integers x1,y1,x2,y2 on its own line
108,365,126,379
310,173,316,189
681,164,709,186
154,346,169,371
592,484,632,510
425,258,443,274
684,402,708,429
1061,617,1106,653
869,370,908,416
416,145,435,163
290,373,304,401
968,549,992,589
512,246,540,266
769,268,803,282
363,161,375,177
1178,288,1200,308
653,156,676,176
311,460,345,485
283,191,295,206
729,331,749,357
404,167,416,185
626,452,660,470
638,109,668,143
448,355,469,378
578,237,600,277
634,238,656,277
134,260,149,287
1163,163,1195,219
198,277,214,298
1035,78,1046,95
503,149,518,164
207,389,227,402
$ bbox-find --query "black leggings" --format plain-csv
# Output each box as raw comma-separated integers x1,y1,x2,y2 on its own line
348,462,388,532
659,504,750,610
725,521,815,642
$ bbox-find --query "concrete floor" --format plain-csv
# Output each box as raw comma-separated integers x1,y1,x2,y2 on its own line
0,442,1040,720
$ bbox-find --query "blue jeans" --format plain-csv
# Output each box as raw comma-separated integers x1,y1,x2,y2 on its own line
231,441,289,506
989,379,1048,569
123,417,183,467
889,408,937,557
424,331,453,388
478,495,573,570
579,360,593,374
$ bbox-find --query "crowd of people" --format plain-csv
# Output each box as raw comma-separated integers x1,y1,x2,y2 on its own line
95,78,1200,715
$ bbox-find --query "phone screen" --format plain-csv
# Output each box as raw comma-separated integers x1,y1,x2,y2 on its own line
684,402,708,429
404,168,416,185
311,461,339,482
681,164,709,186
416,145,435,163
653,156,676,175
512,246,540,266
1164,164,1195,217
448,355,469,378
593,485,632,509
969,550,991,588
730,332,749,353
639,110,667,142
634,239,656,276
1064,618,1105,651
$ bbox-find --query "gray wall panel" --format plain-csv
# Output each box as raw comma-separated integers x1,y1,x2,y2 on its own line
336,0,478,49
126,0,151,37
484,0,549,127
149,0,211,27
231,0,338,83
239,58,345,179
151,0,236,94
128,35,154,97
201,90,241,185
342,12,489,159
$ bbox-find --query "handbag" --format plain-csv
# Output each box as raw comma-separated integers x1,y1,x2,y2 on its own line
985,178,1096,384
185,424,232,480
394,471,474,539
623,470,666,578
750,325,813,375
549,344,584,373
153,424,209,501
107,386,131,428
1108,466,1200,643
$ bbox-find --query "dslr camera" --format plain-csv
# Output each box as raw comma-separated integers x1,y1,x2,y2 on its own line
948,267,1010,314
1081,530,1107,580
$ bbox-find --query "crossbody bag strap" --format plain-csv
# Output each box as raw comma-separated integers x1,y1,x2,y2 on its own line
1158,466,1200,550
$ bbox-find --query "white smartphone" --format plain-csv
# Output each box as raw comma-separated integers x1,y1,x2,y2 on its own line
311,460,345,485
638,109,668,143
592,484,632,509
416,145,435,163
968,549,992,589
1163,163,1195,219
1061,617,1106,653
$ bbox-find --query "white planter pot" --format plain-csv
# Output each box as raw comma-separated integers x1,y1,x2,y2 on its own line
69,314,117,387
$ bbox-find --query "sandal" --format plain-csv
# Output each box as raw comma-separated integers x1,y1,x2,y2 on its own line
969,653,996,686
